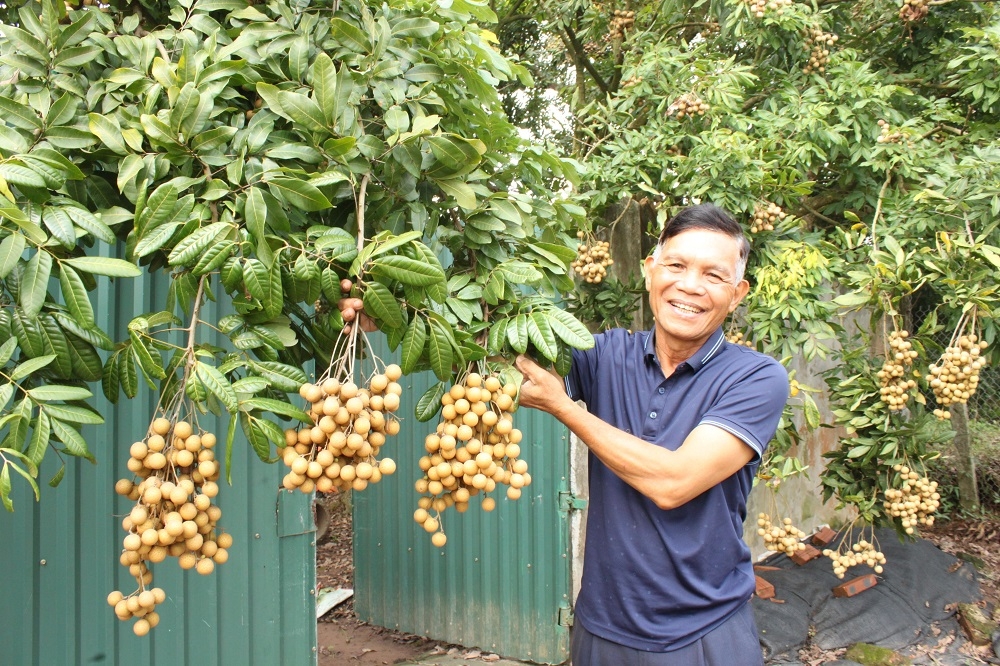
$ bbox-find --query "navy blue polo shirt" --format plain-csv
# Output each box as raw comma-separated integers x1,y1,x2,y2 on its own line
567,326,788,652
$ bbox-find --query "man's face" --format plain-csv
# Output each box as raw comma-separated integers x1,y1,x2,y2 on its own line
644,228,750,351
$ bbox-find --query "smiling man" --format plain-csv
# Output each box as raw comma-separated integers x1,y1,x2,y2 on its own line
516,203,789,665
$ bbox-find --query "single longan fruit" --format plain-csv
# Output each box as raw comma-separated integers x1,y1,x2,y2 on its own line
431,531,447,547
482,497,496,512
385,364,402,381
107,590,124,607
152,418,171,436
133,618,151,637
174,421,193,440
196,557,215,575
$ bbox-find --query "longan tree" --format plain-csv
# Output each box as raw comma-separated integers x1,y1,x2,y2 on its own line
0,0,596,518
489,0,1000,540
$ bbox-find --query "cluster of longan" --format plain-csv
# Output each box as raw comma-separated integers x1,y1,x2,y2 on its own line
414,372,529,547
744,0,792,19
822,539,886,579
751,202,785,233
283,364,403,494
927,334,988,420
726,330,754,348
621,74,643,88
803,29,838,74
878,329,918,412
573,233,614,284
756,514,807,557
668,92,709,119
883,464,940,534
109,417,230,635
876,119,908,144
899,0,929,22
609,9,635,39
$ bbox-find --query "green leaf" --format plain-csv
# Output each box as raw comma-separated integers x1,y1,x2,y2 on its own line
833,291,871,308
10,355,55,381
401,315,427,374
266,177,332,211
0,96,42,131
25,411,50,467
0,338,16,366
168,222,232,266
240,412,272,462
196,361,239,413
546,308,594,349
62,256,141,278
528,311,558,361
415,381,446,421
498,261,543,285
248,361,308,392
49,417,93,461
239,397,311,422
0,233,25,278
434,178,477,210
87,114,129,155
27,385,92,401
427,318,455,381
58,265,94,329
487,317,508,356
278,91,328,132
129,331,166,380
245,186,268,249
0,464,11,511
40,403,102,425
20,250,52,319
371,254,445,286
0,24,48,62
329,18,371,53
508,314,529,353
392,17,440,38
363,280,404,328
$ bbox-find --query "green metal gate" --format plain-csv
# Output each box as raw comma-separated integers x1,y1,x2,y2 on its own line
353,340,577,665
0,270,317,666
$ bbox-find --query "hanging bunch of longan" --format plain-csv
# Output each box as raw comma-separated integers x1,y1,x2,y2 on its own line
899,0,929,22
413,369,530,547
668,92,709,119
750,202,785,233
803,29,837,74
609,8,635,39
883,464,940,534
726,329,754,348
282,323,402,494
876,119,908,144
109,415,231,636
822,535,886,579
756,513,807,557
878,329,918,412
927,314,988,420
743,0,792,19
572,231,614,284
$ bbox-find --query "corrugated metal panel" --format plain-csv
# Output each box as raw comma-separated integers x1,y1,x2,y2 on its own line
354,340,573,665
0,266,317,665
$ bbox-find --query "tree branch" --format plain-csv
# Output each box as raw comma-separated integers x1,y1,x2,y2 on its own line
563,24,610,95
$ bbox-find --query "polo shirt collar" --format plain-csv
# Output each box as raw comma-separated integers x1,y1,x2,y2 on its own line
642,327,726,373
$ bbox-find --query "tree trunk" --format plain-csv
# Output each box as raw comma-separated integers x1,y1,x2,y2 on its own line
950,402,980,512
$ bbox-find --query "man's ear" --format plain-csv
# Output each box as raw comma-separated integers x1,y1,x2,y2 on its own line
729,279,750,311
643,255,654,291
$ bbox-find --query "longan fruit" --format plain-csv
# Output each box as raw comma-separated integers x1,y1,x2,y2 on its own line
385,364,402,381
431,532,447,547
152,418,171,436
133,618,151,637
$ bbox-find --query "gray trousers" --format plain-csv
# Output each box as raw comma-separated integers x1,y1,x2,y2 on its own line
570,602,764,666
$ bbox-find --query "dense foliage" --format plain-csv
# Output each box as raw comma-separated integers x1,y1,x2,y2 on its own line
0,0,594,509
491,0,1000,529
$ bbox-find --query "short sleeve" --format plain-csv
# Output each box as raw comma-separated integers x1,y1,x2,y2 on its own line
698,357,789,461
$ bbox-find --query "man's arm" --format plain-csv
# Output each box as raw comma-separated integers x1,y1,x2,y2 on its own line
516,354,754,510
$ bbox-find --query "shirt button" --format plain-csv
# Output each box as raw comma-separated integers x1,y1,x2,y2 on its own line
650,412,657,419
658,388,665,394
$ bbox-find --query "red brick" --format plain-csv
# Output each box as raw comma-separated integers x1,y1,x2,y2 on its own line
832,573,878,598
791,544,822,565
811,527,838,547
755,575,775,600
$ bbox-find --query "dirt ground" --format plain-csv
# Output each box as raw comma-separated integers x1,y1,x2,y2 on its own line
314,491,1000,666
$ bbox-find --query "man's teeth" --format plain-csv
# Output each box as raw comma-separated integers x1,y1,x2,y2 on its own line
672,302,700,313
